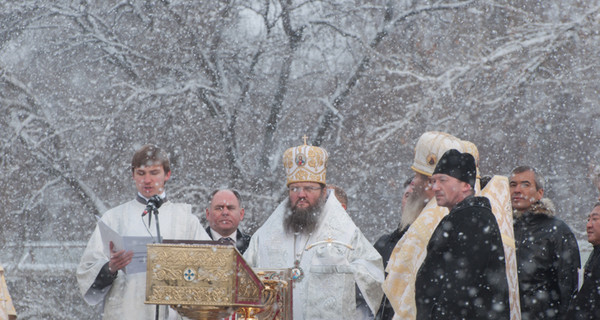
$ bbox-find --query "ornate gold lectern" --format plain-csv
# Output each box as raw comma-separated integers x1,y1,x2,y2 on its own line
145,241,292,320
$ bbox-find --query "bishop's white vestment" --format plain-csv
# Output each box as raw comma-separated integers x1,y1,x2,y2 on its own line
76,199,209,320
243,191,384,320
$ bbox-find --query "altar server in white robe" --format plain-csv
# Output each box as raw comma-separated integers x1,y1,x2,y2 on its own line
244,137,384,320
76,144,209,320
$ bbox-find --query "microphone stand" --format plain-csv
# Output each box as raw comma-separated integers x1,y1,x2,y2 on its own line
152,205,162,320
141,195,165,320
152,206,162,244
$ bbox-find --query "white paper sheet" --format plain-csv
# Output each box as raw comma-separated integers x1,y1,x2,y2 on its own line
97,220,155,274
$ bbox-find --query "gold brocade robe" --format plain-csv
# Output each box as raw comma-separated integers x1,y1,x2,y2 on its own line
383,176,521,320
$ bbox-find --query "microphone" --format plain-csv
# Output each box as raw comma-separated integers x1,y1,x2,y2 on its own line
142,195,164,217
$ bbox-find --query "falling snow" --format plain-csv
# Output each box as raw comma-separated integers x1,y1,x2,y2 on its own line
1,1,598,318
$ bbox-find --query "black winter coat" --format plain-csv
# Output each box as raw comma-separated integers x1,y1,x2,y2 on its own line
566,246,600,319
415,196,510,320
513,199,580,320
374,227,408,269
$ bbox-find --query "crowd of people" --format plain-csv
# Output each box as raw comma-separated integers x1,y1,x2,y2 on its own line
65,131,600,320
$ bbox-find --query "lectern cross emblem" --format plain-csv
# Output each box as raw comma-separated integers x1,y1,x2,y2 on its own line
183,267,196,281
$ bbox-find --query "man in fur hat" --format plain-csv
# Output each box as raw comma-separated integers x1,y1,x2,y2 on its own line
383,132,521,320
415,149,510,319
509,166,580,320
243,138,384,320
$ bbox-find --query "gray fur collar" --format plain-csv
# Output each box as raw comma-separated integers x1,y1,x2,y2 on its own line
513,198,556,218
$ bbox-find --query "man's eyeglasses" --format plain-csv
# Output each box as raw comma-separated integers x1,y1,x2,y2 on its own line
289,186,323,194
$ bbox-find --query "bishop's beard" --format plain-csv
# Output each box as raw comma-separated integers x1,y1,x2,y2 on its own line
284,192,327,235
399,184,430,231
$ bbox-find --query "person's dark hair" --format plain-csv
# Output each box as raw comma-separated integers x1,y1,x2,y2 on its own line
594,202,600,210
403,177,413,188
480,175,492,189
131,144,170,173
209,189,243,207
510,166,545,191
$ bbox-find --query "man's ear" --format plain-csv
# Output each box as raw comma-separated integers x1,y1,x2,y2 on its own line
239,208,245,220
463,182,472,193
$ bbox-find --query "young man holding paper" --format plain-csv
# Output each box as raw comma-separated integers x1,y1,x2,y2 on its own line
76,144,209,320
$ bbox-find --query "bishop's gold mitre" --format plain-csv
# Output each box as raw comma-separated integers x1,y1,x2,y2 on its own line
283,136,328,186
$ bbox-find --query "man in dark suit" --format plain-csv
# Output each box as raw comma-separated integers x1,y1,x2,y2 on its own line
205,189,251,254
